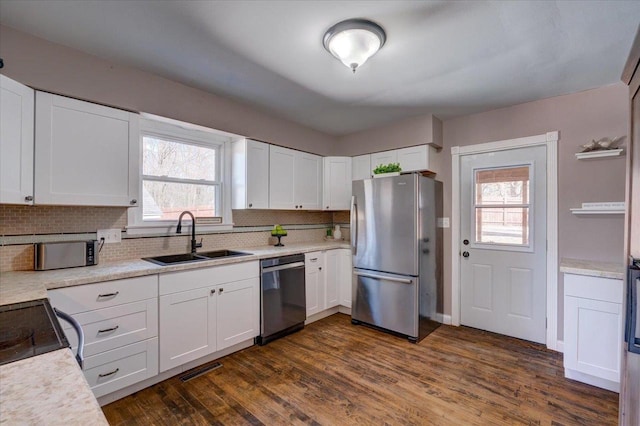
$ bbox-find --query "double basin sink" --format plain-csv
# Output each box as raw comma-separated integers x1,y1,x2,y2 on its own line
143,250,251,266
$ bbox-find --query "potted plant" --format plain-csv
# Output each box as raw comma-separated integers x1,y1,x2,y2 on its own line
373,162,402,178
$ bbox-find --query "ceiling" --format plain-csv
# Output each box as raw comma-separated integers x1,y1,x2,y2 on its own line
1,1,639,136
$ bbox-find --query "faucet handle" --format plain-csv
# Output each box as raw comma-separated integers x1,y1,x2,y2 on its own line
196,238,203,249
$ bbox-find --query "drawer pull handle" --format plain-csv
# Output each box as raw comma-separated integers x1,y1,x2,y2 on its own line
98,368,120,378
97,325,119,334
97,291,119,299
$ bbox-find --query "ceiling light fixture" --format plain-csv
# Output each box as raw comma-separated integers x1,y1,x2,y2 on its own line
323,18,386,73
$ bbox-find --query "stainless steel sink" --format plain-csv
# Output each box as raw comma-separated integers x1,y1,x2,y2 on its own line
198,250,250,259
143,250,250,266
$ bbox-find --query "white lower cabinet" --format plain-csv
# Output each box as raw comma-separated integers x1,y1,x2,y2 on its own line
48,275,159,398
306,249,353,318
305,251,325,316
338,249,353,308
83,338,158,398
158,261,259,372
563,273,623,392
159,287,216,372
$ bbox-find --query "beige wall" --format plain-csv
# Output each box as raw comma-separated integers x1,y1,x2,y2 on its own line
445,83,628,339
0,25,336,155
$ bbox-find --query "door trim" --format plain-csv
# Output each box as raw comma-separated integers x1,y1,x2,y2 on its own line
451,131,559,350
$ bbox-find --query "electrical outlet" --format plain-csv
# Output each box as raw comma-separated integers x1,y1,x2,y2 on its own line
97,229,122,244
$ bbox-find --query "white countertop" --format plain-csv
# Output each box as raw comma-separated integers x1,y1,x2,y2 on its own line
0,240,350,423
0,349,108,425
560,258,625,280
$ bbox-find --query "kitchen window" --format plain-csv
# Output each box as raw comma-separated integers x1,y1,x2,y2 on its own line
127,115,234,234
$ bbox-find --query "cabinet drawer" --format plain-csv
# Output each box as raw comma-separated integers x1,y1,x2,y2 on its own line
159,261,259,295
49,275,158,314
83,338,158,398
60,299,158,357
564,274,623,303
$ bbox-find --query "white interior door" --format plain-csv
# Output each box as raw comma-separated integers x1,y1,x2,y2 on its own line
460,145,547,343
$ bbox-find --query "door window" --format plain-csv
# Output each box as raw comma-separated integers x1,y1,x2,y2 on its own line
473,165,532,248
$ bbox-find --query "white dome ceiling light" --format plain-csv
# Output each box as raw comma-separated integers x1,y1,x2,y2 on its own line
323,18,386,74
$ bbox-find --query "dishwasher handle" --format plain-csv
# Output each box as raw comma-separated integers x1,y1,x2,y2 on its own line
54,307,84,369
261,261,305,273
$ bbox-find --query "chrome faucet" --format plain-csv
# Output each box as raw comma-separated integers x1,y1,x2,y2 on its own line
177,211,202,254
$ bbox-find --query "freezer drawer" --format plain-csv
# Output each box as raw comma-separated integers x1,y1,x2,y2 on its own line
352,269,418,338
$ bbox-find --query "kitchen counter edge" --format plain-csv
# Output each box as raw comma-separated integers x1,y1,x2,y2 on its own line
0,241,351,306
560,258,625,280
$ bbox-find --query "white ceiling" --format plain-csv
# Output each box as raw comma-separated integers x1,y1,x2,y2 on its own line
1,1,639,135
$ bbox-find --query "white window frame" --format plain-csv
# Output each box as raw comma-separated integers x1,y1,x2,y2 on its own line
471,162,534,252
127,115,235,235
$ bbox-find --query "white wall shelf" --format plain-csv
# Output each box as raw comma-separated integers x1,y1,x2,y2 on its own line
575,148,623,160
571,208,625,215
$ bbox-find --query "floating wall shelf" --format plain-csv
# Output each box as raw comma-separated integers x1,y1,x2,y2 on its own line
570,208,625,215
575,149,624,160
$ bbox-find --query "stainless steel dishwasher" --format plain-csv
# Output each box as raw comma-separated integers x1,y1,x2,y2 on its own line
256,254,306,345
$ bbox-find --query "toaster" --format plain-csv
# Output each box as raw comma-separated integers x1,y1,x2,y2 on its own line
34,240,98,271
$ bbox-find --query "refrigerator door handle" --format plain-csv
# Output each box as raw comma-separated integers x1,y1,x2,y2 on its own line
350,196,357,255
354,271,413,284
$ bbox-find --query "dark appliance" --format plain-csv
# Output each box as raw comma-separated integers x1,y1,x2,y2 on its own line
0,299,71,365
256,254,306,345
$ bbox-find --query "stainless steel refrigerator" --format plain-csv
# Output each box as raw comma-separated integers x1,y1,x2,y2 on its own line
350,174,443,342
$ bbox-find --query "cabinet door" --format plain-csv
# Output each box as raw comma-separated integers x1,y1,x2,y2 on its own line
246,140,270,209
34,92,139,206
370,151,398,170
269,145,296,209
324,250,340,309
0,75,34,204
159,287,216,372
216,277,259,350
323,157,352,210
295,152,322,210
338,249,353,308
305,252,325,316
352,154,372,180
397,145,429,172
564,295,622,382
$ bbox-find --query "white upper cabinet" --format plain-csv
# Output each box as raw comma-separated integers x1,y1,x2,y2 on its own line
370,150,398,170
0,75,34,205
396,145,429,172
352,154,371,181
232,139,269,209
323,156,352,210
295,151,322,210
269,145,297,209
34,92,139,206
269,145,322,210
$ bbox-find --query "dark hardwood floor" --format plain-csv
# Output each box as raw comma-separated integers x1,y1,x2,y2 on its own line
103,314,619,425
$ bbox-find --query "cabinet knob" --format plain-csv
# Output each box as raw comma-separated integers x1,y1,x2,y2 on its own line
300,205,303,209
210,289,215,295
326,206,329,209
295,205,299,209
130,199,137,205
219,288,224,294
319,267,322,270
249,203,253,208
24,195,33,202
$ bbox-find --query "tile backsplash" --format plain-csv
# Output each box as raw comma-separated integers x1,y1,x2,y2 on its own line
0,205,349,271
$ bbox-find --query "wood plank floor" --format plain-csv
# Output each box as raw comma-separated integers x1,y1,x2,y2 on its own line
103,314,619,425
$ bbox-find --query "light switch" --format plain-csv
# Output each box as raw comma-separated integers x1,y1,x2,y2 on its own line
437,217,450,228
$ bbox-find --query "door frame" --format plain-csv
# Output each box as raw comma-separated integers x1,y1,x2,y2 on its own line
451,131,559,350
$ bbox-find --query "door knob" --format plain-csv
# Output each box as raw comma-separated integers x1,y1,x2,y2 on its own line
462,251,470,258
463,239,469,245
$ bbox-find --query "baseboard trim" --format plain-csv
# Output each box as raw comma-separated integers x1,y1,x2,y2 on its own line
442,314,452,325
556,340,564,353
564,368,619,393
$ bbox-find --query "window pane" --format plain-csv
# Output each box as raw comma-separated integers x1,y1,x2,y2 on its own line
143,136,216,180
143,180,217,220
475,166,529,205
475,207,529,245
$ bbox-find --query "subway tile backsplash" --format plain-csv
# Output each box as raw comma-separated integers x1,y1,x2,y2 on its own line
0,205,349,271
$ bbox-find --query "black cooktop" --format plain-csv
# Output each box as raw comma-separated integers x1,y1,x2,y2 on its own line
0,298,70,366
